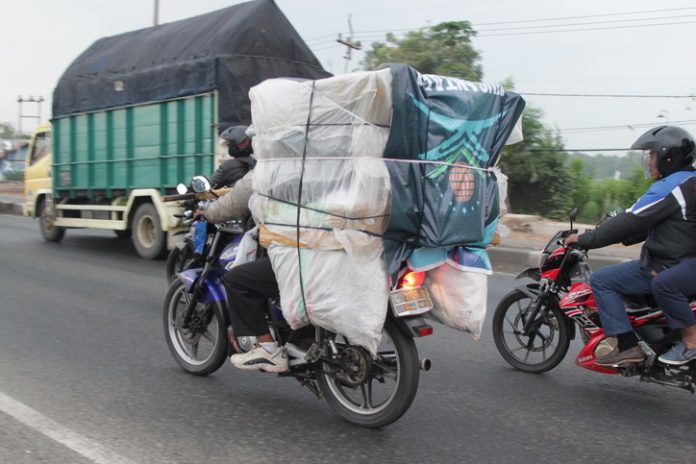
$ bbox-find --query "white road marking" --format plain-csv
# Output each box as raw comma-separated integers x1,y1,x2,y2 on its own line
0,391,136,464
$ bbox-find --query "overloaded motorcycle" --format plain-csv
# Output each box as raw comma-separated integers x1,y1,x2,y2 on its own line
161,176,434,428
492,208,696,392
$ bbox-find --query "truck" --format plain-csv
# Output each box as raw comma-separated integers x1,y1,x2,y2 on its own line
23,0,329,259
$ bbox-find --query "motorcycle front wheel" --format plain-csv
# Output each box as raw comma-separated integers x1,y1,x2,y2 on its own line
492,289,570,374
163,280,229,376
165,244,195,283
317,319,420,428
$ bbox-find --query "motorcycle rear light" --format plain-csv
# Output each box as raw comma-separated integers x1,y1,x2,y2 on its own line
401,271,426,289
418,325,433,337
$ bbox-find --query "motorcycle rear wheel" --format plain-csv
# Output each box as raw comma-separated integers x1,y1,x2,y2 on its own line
163,280,229,376
492,289,570,374
317,319,419,428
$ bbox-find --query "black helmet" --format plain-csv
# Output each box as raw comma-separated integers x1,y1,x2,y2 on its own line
219,125,253,158
631,125,695,177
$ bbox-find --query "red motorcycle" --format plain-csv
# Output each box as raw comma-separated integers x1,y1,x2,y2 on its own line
492,209,696,392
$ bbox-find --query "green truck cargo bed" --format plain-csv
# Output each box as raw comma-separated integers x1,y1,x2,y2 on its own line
52,93,216,199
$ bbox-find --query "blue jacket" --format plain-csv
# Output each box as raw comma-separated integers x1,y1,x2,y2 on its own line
577,169,696,272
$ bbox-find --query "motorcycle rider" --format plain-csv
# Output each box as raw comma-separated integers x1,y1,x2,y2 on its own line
197,126,289,373
209,125,257,188
564,125,696,367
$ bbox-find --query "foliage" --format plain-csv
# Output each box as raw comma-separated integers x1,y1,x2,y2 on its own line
362,21,482,80
499,106,574,219
567,152,644,180
0,123,29,140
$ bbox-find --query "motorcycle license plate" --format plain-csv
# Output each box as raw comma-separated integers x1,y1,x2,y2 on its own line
389,287,433,317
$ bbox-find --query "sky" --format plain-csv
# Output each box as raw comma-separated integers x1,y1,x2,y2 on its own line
2,0,696,154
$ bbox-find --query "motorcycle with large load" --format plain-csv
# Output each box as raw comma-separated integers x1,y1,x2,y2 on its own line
492,209,696,392
162,65,526,427
162,176,434,428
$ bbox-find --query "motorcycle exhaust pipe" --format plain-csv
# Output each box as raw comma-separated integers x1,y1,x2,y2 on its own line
419,358,432,371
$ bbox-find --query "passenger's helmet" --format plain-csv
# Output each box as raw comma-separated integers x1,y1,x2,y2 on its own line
631,126,695,177
219,125,253,158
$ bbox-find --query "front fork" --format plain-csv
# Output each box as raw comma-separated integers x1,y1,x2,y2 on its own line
521,280,554,336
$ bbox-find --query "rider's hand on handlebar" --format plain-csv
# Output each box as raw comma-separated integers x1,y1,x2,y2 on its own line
564,233,580,248
193,209,207,221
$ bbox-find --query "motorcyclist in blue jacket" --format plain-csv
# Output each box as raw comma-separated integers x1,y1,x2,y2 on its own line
565,126,696,366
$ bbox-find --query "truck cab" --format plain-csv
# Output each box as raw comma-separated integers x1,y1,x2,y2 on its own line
23,123,52,217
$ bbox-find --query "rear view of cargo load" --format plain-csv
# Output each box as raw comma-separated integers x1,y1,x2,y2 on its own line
249,65,525,352
24,0,329,259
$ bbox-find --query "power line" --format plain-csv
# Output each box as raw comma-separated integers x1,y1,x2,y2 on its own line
521,92,695,98
477,13,696,33
523,148,631,153
477,19,696,37
474,6,696,26
559,120,696,134
318,6,696,41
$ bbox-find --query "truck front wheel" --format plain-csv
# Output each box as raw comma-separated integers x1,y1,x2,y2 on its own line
38,198,66,242
132,203,166,260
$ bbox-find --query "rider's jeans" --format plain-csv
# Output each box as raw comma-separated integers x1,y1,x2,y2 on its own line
652,258,696,330
589,260,654,336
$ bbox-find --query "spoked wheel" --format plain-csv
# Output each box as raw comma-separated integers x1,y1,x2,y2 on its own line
162,280,229,376
492,289,570,374
317,319,419,428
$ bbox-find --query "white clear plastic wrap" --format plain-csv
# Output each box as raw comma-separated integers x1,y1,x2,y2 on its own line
248,69,393,354
424,263,488,339
267,242,389,356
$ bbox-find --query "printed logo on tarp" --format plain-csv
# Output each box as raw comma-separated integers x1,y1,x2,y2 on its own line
418,74,505,96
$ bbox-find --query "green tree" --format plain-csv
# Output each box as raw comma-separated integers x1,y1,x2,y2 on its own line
362,21,482,80
499,106,574,219
0,123,29,140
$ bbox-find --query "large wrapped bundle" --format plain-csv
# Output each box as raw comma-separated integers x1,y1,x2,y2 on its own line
248,65,525,353
249,69,393,355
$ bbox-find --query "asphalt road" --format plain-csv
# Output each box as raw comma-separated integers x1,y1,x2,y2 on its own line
1,213,695,464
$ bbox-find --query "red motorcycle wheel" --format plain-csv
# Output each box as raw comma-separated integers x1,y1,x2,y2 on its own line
492,289,571,374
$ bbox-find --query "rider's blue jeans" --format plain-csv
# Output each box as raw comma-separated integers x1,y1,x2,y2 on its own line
589,260,654,336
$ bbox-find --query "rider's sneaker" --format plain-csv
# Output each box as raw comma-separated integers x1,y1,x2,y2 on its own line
595,345,645,367
230,344,289,373
658,342,696,366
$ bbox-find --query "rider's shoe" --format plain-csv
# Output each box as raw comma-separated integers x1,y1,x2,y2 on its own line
230,344,289,373
658,342,696,366
595,345,645,367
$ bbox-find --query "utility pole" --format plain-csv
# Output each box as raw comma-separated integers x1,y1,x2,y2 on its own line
336,14,361,74
153,0,159,26
16,96,44,135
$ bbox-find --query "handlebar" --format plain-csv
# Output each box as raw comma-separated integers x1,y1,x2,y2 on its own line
162,187,231,203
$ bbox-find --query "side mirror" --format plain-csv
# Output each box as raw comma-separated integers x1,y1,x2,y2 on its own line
190,176,211,193
568,208,578,222
607,206,623,217
176,183,189,195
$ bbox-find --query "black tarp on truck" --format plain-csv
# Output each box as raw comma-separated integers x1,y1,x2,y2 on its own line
52,0,330,127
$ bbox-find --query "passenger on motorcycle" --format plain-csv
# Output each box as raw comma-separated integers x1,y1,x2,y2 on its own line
564,126,696,367
198,127,289,373
210,125,257,188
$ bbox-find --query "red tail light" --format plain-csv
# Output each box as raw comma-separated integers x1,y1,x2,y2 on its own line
418,326,433,337
400,271,426,289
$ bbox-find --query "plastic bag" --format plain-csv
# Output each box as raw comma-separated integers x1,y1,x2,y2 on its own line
424,263,487,339
229,227,258,269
